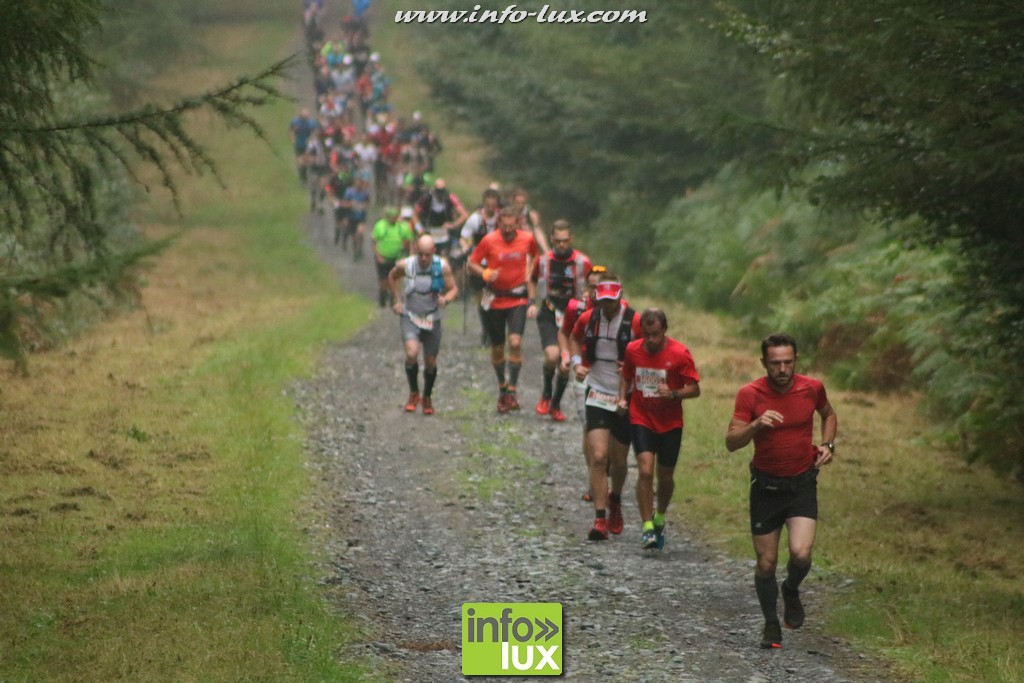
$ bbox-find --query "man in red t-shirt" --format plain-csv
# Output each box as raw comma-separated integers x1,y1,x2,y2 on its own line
617,308,701,552
725,333,837,650
468,208,539,412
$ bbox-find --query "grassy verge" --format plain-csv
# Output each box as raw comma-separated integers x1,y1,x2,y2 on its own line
0,10,376,683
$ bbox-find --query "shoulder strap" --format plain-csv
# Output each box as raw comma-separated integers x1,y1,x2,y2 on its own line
616,306,637,361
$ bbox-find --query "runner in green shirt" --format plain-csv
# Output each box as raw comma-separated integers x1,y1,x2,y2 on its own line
372,205,414,307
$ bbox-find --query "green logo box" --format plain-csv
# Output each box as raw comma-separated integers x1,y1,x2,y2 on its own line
461,602,563,676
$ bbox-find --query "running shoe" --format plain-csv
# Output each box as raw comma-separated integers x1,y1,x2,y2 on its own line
549,408,566,422
641,529,659,550
607,498,624,535
761,620,783,649
404,392,420,413
587,518,609,541
505,389,521,411
535,396,551,415
497,391,510,414
654,522,666,550
782,582,805,629
581,491,593,502
421,397,435,416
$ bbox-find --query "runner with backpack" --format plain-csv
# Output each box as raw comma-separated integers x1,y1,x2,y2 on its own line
388,235,459,415
569,273,641,541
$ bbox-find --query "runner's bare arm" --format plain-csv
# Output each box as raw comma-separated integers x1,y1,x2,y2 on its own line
440,261,459,306
388,261,405,314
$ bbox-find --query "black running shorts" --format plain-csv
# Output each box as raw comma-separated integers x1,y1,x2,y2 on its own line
630,425,683,469
584,403,630,445
481,304,528,346
536,305,560,349
748,465,819,536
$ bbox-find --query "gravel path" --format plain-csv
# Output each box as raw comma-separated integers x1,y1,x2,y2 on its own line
291,209,894,683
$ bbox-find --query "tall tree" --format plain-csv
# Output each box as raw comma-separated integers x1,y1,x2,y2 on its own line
0,1,289,365
713,0,1024,470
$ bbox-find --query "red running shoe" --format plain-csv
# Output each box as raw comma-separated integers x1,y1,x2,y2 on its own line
421,397,435,416
535,396,551,415
587,517,609,541
497,391,510,414
607,498,624,535
404,392,420,412
550,408,566,422
505,389,521,411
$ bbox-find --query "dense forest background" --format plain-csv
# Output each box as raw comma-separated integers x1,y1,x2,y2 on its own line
2,0,1022,476
406,0,1024,476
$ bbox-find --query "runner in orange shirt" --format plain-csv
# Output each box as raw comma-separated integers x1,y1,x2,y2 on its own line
467,208,539,413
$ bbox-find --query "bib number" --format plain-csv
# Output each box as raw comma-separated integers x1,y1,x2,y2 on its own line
409,312,435,330
636,367,667,398
585,386,618,412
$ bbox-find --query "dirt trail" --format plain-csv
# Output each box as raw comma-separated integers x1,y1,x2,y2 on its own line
292,205,891,682
285,10,892,681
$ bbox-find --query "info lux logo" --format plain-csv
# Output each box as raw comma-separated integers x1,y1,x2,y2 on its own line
461,602,563,676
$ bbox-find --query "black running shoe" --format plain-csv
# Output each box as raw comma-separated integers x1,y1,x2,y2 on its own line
761,620,782,649
782,582,805,629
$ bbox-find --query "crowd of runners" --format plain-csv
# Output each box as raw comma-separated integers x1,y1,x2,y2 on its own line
291,0,839,653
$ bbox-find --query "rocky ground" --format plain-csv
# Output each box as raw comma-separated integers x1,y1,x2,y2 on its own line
291,209,895,682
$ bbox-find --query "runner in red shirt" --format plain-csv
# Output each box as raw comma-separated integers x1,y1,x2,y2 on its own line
467,208,539,412
725,333,837,650
617,308,701,551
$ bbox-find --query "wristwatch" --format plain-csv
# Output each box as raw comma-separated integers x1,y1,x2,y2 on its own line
822,441,835,454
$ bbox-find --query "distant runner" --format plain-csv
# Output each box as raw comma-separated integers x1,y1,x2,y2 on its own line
388,235,459,415
371,205,414,308
532,220,591,422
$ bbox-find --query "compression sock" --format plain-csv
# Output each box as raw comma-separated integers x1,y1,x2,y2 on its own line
542,365,555,399
423,367,437,399
550,373,569,408
595,509,606,519
608,492,621,504
653,512,665,528
783,558,812,592
405,363,419,393
508,361,522,389
754,574,780,623
492,362,507,386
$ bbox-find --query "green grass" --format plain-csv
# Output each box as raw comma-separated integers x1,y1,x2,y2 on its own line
0,9,381,682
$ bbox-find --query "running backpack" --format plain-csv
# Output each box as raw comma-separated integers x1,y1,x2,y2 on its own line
405,256,445,294
584,305,636,364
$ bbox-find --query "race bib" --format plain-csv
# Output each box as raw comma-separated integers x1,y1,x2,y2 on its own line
480,290,495,312
409,312,435,330
636,366,667,398
554,307,565,327
585,386,619,412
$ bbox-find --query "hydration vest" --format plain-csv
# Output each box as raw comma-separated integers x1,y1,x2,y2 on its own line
584,305,637,365
404,255,445,294
537,250,588,307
